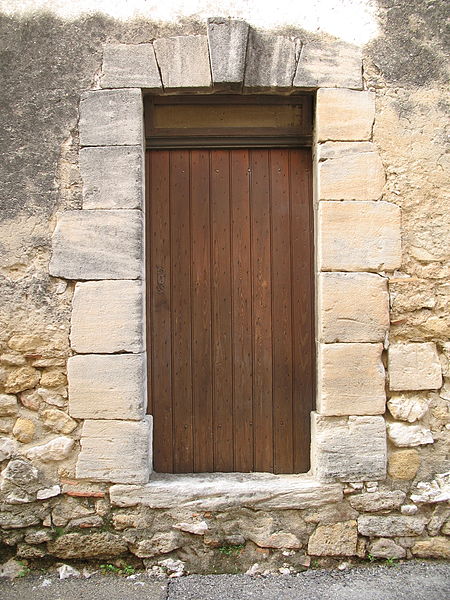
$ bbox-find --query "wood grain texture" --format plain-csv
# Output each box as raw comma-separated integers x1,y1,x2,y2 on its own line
147,148,314,473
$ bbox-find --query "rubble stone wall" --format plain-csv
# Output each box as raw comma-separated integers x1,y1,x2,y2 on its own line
0,0,448,570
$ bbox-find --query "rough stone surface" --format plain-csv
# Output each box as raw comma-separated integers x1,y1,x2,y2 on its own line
388,449,421,480
312,415,387,482
207,18,248,86
129,531,181,558
4,366,40,394
76,418,152,484
317,343,386,416
12,418,35,443
49,210,143,280
319,145,385,200
316,89,375,141
79,89,143,146
387,422,434,447
388,343,443,391
294,40,362,89
70,281,143,353
427,504,450,536
0,437,17,462
68,353,145,420
369,538,406,559
79,146,143,210
319,201,402,272
0,394,18,416
410,473,450,504
47,532,128,559
110,474,343,510
154,36,211,90
349,490,406,512
25,436,74,462
411,537,450,559
100,43,161,89
358,515,427,537
319,272,389,343
307,521,358,556
41,408,77,434
244,31,298,89
387,395,429,422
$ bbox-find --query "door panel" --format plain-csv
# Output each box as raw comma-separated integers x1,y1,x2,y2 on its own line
146,148,314,474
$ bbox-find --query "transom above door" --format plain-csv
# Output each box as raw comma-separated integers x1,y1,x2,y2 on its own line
145,97,314,474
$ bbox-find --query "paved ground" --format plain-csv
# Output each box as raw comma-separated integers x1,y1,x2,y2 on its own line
0,561,448,599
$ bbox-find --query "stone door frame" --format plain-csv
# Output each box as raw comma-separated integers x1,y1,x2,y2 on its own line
49,19,401,495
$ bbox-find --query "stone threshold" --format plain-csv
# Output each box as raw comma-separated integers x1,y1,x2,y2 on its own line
109,473,343,511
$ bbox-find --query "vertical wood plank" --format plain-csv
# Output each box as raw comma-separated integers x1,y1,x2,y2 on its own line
250,149,274,473
231,150,253,471
210,150,234,471
290,148,314,472
191,150,214,472
270,148,294,474
170,150,193,473
149,150,173,472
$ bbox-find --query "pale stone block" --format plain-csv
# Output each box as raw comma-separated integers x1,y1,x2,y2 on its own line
319,272,389,343
311,414,387,482
244,31,298,89
349,490,406,512
319,141,374,160
358,515,427,537
307,521,357,556
388,343,442,390
207,18,249,87
80,146,143,209
387,395,429,422
294,41,363,89
68,354,146,420
71,281,143,354
318,343,386,416
154,36,211,90
387,422,434,447
49,210,143,280
100,44,162,89
319,145,385,200
109,474,343,510
316,89,375,141
79,89,143,146
318,201,402,272
76,418,152,484
369,538,406,559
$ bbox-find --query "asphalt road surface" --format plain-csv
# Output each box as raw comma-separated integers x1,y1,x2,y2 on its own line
0,561,448,600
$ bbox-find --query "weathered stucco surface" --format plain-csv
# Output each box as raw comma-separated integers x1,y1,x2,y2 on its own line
0,0,449,571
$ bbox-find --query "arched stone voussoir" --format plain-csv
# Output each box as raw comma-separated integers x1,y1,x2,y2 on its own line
207,17,249,89
153,35,212,91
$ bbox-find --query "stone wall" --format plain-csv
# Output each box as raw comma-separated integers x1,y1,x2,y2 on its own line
0,0,449,570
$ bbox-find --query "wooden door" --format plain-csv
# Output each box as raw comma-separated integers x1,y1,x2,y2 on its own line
146,148,314,474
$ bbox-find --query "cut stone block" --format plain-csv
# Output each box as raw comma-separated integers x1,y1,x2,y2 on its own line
49,210,142,280
68,354,146,420
319,272,389,343
109,474,343,510
311,414,387,482
319,141,374,160
154,36,211,90
80,146,143,209
79,89,143,146
319,144,385,200
317,343,386,416
388,343,442,391
358,515,427,537
294,41,362,89
76,418,152,484
308,521,358,556
207,17,249,87
316,89,375,141
319,201,402,272
244,31,298,89
100,43,162,89
70,281,143,354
